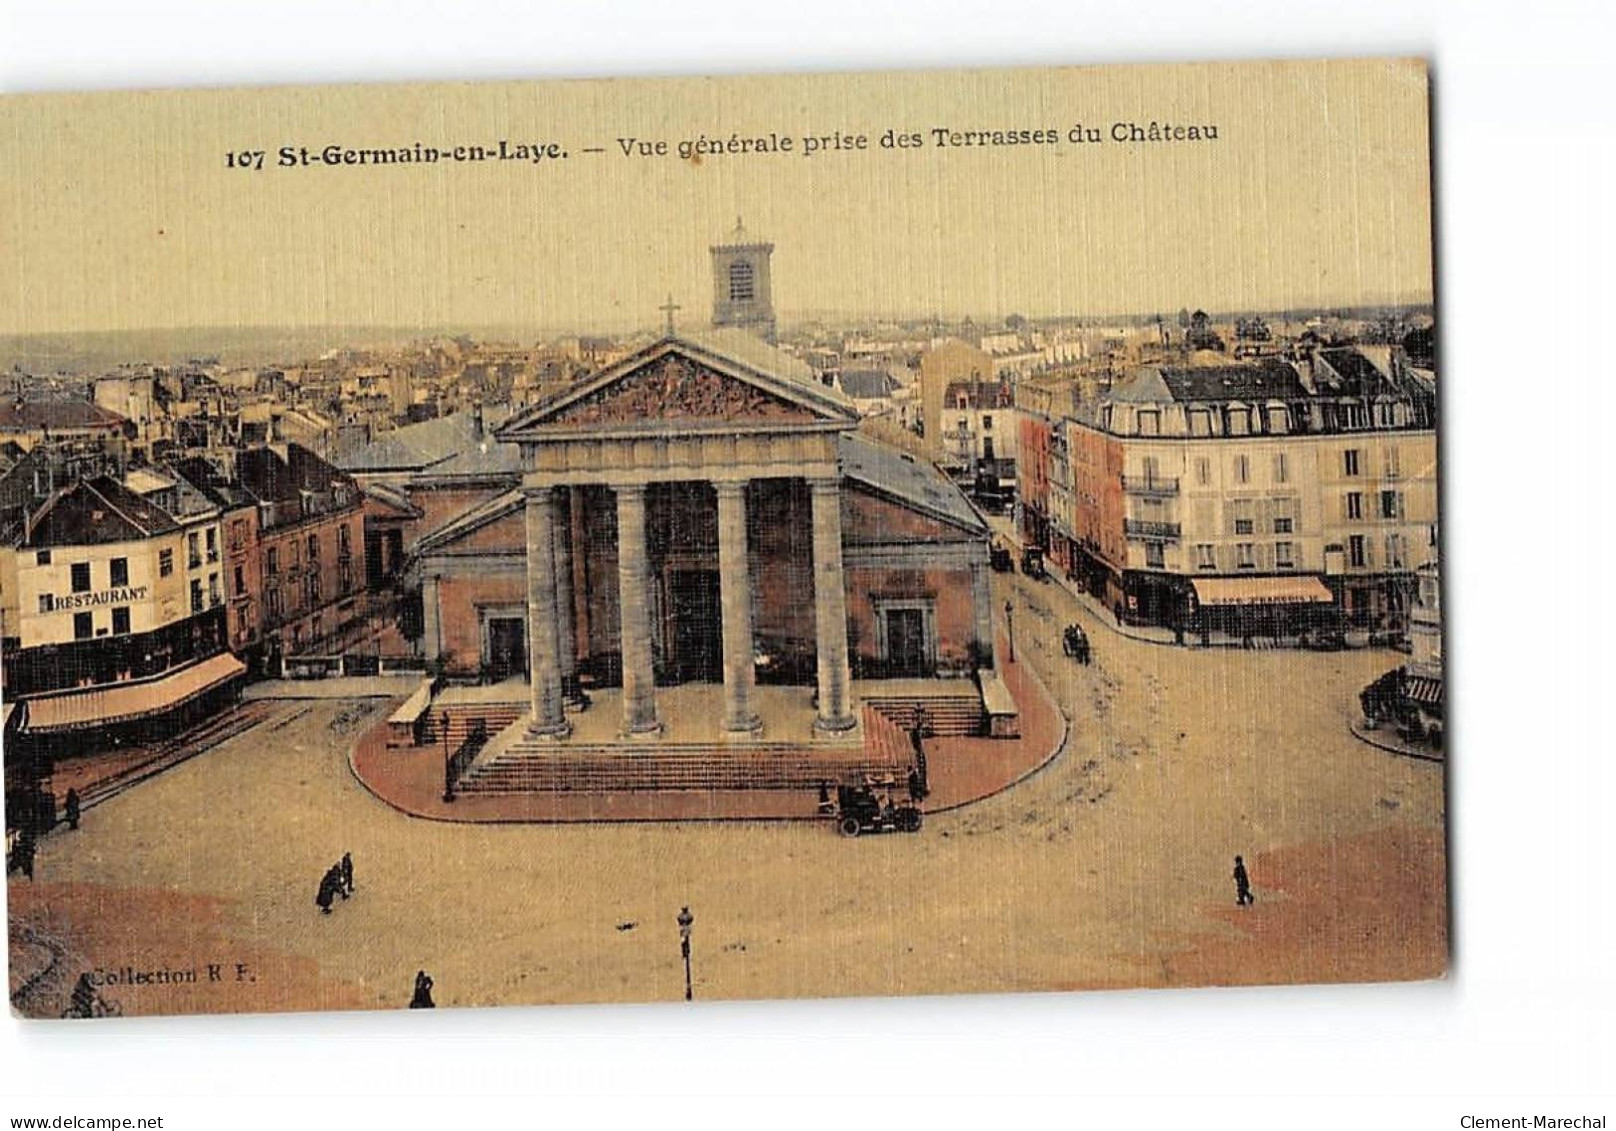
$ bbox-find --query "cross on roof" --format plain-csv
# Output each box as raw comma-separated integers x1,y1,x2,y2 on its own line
659,294,681,337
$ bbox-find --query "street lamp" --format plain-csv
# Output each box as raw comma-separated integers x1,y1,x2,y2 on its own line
441,710,455,803
1005,599,1016,663
676,906,694,1001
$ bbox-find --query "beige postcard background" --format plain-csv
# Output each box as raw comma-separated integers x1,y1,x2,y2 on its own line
1,59,1431,336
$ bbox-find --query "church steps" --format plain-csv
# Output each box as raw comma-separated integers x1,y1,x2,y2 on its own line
453,706,915,795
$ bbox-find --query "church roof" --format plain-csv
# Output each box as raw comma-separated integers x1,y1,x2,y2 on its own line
411,487,523,557
839,433,985,534
410,433,984,558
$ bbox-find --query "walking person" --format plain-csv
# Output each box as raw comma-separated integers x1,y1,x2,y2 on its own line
340,852,354,898
64,788,81,831
409,970,435,1009
316,868,337,915
15,829,36,880
1233,855,1255,906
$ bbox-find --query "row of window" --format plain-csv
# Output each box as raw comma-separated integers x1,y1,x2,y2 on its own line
262,527,353,577
1180,542,1299,571
1344,490,1405,521
1138,446,1403,488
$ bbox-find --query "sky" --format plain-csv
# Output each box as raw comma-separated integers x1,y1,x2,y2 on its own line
0,58,1434,337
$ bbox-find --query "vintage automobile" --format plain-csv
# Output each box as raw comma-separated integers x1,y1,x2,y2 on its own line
990,543,1014,572
1019,547,1049,580
1062,623,1091,664
835,783,923,837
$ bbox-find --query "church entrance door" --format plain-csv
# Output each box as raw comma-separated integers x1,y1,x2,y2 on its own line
486,617,526,681
886,608,927,677
668,569,722,683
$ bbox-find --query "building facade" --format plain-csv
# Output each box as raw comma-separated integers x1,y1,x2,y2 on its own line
1062,351,1438,636
405,331,1004,740
4,476,241,751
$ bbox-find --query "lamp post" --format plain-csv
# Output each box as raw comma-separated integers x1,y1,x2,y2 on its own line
441,711,455,803
1005,599,1016,663
676,906,694,1001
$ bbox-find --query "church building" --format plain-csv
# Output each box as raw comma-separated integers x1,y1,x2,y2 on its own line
393,228,1013,752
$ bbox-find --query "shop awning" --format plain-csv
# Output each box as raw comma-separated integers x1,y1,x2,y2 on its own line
22,652,246,734
1191,575,1334,607
1404,674,1444,707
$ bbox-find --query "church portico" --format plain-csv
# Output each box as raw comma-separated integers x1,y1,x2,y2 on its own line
501,334,861,744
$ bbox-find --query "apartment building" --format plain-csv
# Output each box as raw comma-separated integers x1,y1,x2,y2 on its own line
1059,349,1437,635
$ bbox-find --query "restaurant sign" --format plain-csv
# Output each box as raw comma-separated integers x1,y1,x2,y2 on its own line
42,585,150,612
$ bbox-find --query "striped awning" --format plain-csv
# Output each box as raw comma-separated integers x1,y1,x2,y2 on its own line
22,652,246,734
1404,674,1444,707
1191,575,1334,607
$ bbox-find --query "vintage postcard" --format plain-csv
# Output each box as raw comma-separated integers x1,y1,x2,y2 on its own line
1,57,1444,1019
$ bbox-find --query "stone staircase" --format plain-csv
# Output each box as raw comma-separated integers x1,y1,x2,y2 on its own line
454,706,914,796
861,688,985,737
422,704,523,749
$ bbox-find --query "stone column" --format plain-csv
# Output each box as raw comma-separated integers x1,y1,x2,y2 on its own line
972,559,997,672
809,477,857,733
421,574,442,662
715,480,761,736
615,483,662,737
525,487,570,738
552,487,582,708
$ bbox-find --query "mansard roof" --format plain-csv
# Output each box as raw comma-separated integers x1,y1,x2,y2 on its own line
1148,361,1310,405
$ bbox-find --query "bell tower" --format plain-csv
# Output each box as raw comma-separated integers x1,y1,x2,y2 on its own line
709,218,777,344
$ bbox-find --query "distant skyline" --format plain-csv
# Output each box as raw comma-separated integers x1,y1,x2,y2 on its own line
0,60,1433,339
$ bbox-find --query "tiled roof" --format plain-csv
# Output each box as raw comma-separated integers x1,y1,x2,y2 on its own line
25,475,182,547
840,369,897,399
337,406,516,473
0,399,127,431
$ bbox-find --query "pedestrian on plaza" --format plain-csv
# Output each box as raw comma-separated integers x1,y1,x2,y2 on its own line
409,970,435,1009
15,829,36,880
816,780,834,816
340,852,354,898
316,869,337,915
907,767,925,803
64,788,81,831
1233,855,1254,906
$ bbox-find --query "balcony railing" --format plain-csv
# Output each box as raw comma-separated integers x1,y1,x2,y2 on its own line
1122,475,1179,497
1124,519,1182,541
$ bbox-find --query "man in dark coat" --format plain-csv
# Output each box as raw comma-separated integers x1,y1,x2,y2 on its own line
1233,855,1254,906
409,970,435,1008
340,852,353,898
316,869,337,914
64,789,81,831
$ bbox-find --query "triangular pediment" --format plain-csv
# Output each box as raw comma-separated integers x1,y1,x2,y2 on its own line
497,338,857,440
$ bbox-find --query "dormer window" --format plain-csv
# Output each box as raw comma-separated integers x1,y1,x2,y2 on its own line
1136,409,1161,436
